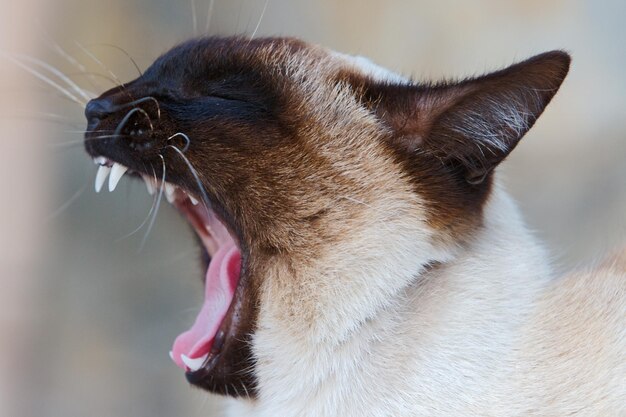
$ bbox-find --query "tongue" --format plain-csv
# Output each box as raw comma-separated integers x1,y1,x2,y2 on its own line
170,244,241,371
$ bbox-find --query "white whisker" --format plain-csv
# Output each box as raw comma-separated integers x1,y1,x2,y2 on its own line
165,144,212,214
140,157,166,252
6,111,83,128
41,32,101,91
48,136,102,148
48,135,123,149
205,0,215,33
114,96,161,119
1,53,85,106
251,0,270,40
113,107,153,136
74,41,126,89
46,184,87,221
116,167,160,241
14,54,94,101
166,132,190,152
191,0,198,35
85,43,143,77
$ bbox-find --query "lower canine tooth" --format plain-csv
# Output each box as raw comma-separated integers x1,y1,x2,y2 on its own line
181,353,208,372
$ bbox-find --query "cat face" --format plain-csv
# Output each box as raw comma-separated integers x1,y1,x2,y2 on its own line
84,36,569,397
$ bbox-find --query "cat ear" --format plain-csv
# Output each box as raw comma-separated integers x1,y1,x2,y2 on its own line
368,51,570,184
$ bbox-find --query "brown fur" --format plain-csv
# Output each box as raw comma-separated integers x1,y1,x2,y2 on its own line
84,37,574,400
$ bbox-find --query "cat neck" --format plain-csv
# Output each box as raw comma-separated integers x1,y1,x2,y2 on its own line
249,182,553,416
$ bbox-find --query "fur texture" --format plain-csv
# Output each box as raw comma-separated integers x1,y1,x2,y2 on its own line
228,185,625,416
83,37,625,416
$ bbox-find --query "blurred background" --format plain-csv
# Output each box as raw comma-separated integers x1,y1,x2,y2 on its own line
1,0,624,416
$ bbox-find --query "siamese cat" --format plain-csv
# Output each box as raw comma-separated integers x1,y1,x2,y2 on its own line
84,37,625,416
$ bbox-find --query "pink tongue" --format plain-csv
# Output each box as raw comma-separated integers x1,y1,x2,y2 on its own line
171,244,241,370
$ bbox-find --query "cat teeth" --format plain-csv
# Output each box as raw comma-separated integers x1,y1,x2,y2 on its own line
93,159,199,205
164,182,177,203
142,175,156,195
180,353,208,372
148,179,196,204
95,165,111,193
108,163,129,192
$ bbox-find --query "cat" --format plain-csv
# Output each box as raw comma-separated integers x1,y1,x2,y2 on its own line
83,37,625,416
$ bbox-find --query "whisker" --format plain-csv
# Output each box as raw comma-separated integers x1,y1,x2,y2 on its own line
47,135,122,149
74,41,130,99
166,132,190,152
116,169,160,241
205,0,215,33
85,43,143,77
62,129,106,134
165,144,212,213
68,71,121,87
196,392,210,413
251,0,270,40
47,139,86,149
191,0,198,35
40,32,101,91
113,107,153,137
14,53,94,101
111,96,161,120
236,0,245,32
1,53,85,106
46,183,87,221
140,157,166,252
6,112,83,128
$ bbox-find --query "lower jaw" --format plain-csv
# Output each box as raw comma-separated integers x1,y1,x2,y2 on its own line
169,239,241,372
167,195,261,398
183,280,259,398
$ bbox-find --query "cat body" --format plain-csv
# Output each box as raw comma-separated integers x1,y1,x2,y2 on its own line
227,186,625,416
83,37,625,416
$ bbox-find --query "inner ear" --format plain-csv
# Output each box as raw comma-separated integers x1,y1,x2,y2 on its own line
365,51,571,184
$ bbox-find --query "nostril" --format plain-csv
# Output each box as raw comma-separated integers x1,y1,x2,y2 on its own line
85,98,114,122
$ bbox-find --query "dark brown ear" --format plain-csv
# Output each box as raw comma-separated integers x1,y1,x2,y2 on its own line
369,51,571,184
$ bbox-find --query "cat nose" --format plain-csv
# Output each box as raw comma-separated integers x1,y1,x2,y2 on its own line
85,97,115,123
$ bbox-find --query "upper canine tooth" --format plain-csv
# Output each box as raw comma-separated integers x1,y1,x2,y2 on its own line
164,183,176,203
108,163,128,192
95,165,111,193
180,353,208,372
189,195,199,205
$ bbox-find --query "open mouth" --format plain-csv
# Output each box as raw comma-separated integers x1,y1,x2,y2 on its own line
91,156,245,379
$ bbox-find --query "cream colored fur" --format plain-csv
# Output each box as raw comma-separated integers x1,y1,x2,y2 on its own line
213,46,625,416
224,181,625,416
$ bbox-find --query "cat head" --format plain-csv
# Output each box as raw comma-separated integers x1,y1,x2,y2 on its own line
83,36,569,397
